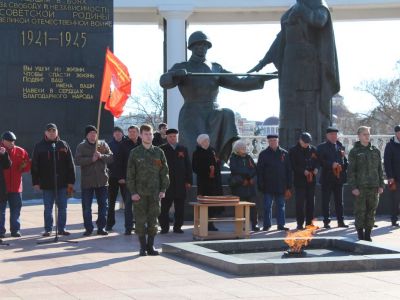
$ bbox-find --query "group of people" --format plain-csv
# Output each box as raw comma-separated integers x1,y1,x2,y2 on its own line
0,122,399,253
228,125,400,242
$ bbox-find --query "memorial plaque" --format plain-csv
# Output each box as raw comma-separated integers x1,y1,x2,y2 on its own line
0,0,114,152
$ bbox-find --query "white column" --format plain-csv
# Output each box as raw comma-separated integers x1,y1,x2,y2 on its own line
159,6,193,129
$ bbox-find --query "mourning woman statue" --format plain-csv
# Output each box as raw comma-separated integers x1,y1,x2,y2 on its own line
249,0,340,148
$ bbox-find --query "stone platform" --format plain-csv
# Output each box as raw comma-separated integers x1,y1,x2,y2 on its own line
1,200,400,299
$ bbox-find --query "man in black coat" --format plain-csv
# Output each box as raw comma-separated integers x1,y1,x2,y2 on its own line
106,127,126,232
317,127,348,229
257,134,292,231
118,125,141,235
153,123,168,147
384,125,400,227
31,123,76,236
289,132,319,229
159,129,192,234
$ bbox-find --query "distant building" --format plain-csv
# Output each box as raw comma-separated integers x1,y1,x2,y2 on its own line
236,117,257,136
258,116,279,136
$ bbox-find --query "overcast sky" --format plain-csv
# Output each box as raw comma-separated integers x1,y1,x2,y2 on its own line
114,20,400,122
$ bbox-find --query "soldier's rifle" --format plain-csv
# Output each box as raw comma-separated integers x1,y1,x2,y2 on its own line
185,72,278,78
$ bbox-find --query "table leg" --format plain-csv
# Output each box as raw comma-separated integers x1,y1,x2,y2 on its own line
193,206,199,236
199,206,208,237
235,205,244,237
244,205,250,237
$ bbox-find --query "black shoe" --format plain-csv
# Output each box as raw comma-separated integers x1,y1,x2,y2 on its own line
138,235,147,256
252,225,260,232
262,226,271,231
83,230,92,236
392,222,399,227
146,235,159,256
173,228,184,234
208,223,218,231
373,224,378,228
97,229,108,236
42,231,51,237
324,224,331,229
297,225,304,230
160,228,169,234
364,228,372,242
105,226,113,232
124,230,132,235
11,231,21,237
338,222,349,228
58,231,70,236
277,226,289,231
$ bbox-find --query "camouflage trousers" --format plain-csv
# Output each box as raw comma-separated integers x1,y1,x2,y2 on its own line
133,195,161,236
354,187,379,230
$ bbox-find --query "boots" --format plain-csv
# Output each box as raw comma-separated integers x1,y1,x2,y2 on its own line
138,235,147,256
364,228,372,242
146,235,159,256
356,228,364,240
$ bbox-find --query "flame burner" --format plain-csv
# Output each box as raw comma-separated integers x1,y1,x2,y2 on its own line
282,248,307,258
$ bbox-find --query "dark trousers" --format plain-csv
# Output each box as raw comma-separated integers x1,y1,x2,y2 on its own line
81,186,108,232
124,190,135,231
391,189,400,223
158,195,185,231
106,177,127,229
295,186,315,227
321,183,344,224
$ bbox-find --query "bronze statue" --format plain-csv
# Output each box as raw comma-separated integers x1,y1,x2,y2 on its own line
249,0,340,148
160,31,275,162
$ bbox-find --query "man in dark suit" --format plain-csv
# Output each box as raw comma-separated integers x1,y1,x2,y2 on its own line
317,127,348,229
159,129,192,234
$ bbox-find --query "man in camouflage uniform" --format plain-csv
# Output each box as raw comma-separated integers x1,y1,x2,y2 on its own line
348,126,384,242
126,124,169,256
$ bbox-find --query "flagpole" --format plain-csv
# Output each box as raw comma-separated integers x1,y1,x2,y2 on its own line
96,100,103,148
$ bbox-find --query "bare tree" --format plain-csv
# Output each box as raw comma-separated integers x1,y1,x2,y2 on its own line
123,82,164,129
357,61,400,134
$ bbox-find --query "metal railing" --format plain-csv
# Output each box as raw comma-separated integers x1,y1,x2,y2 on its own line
239,135,393,159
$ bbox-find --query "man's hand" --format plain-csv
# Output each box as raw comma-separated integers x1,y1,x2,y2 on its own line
313,168,318,175
33,185,41,192
378,187,384,194
0,147,5,155
352,189,360,196
159,192,165,199
131,194,140,202
248,63,265,73
173,69,187,78
304,170,310,176
118,179,126,184
185,183,192,190
92,151,101,162
388,178,395,184
332,162,339,169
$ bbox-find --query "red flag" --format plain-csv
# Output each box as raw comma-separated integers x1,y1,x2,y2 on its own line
100,48,131,118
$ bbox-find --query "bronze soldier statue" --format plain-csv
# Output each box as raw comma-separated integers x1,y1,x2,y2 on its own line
249,0,340,148
160,31,275,162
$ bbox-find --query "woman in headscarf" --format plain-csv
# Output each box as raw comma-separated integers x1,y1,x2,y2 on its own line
229,140,259,231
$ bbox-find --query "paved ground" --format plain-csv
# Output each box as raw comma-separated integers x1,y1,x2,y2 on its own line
1,200,400,299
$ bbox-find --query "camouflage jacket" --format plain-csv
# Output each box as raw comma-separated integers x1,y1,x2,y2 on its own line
126,144,169,196
348,141,384,189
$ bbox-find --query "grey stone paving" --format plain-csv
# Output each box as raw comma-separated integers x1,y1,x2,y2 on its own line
0,200,400,299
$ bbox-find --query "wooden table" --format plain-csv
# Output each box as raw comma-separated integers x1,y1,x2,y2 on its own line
190,201,255,240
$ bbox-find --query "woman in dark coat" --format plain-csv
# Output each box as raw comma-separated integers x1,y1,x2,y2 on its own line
192,134,223,231
229,140,259,231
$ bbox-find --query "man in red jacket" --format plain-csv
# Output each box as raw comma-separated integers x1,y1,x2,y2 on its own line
0,131,31,238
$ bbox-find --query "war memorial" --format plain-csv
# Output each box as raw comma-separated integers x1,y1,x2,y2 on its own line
1,0,400,299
